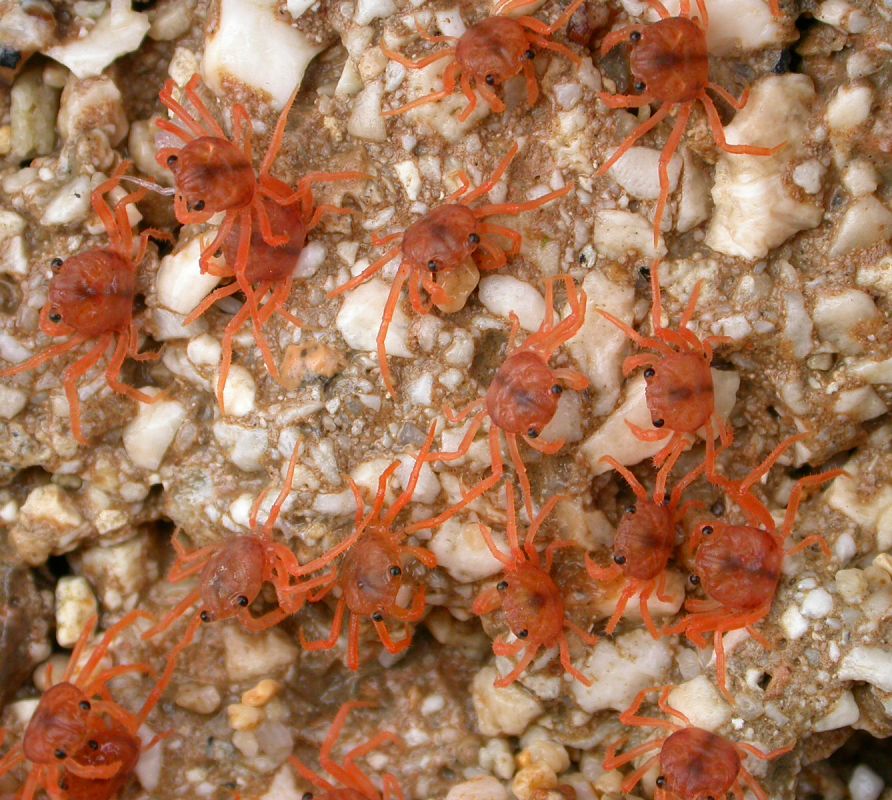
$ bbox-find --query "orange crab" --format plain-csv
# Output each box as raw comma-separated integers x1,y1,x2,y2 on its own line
586,457,702,638
597,260,732,503
295,425,439,670
472,484,596,687
405,274,587,525
604,686,793,800
596,0,781,244
182,171,361,412
288,702,403,800
0,162,167,444
327,143,570,398
381,0,583,121
142,442,309,652
0,612,182,800
665,432,845,702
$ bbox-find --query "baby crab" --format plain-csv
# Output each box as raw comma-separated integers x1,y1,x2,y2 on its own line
597,260,731,503
596,0,780,244
605,686,793,800
327,142,570,398
142,441,308,651
296,425,439,670
665,432,845,702
381,0,583,121
0,161,166,444
408,274,587,524
585,457,702,638
0,612,180,800
183,171,361,412
473,484,596,688
288,702,403,800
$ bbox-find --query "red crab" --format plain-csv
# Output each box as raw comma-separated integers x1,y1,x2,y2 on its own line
381,0,584,121
0,161,167,444
596,0,781,244
406,274,587,525
604,686,793,800
597,259,732,503
182,171,362,411
327,142,570,398
586,457,702,638
288,702,403,800
0,612,181,800
473,484,596,687
142,442,308,651
296,425,439,670
665,432,845,702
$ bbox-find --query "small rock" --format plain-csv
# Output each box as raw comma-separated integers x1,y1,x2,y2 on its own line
222,626,300,682
838,646,892,692
430,520,506,583
446,776,508,800
175,683,222,715
668,675,731,731
849,765,884,800
278,342,346,389
11,484,86,565
335,279,412,357
55,576,98,648
472,666,543,736
122,389,187,470
814,690,859,731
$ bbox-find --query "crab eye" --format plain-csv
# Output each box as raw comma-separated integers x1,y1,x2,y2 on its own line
626,505,636,515
389,565,402,577
371,611,384,622
702,525,714,536
497,580,508,591
200,610,211,622
690,574,700,585
49,312,62,323
527,427,539,438
653,418,665,428
237,595,249,607
88,740,99,750
613,554,626,565
643,367,656,379
656,776,666,788
524,49,535,59
79,700,91,711
427,260,438,272
50,257,63,269
630,30,642,42
193,199,206,211
468,232,480,245
550,384,563,395
485,74,496,85
303,794,314,800
517,628,529,639
166,154,179,167
634,81,647,93
55,750,67,760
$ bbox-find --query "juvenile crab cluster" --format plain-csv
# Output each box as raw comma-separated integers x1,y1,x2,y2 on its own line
0,0,870,797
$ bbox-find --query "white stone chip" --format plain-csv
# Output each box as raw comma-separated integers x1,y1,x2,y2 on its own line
203,0,323,110
849,765,884,800
55,576,98,648
446,777,509,800
826,84,873,132
122,389,187,471
829,196,892,257
838,646,892,692
813,289,879,355
335,279,412,358
348,80,387,142
46,0,150,79
814,690,860,732
156,235,222,316
0,384,27,420
222,626,300,682
571,629,671,713
430,521,506,583
478,276,546,332
212,422,269,472
593,209,667,260
220,365,256,418
706,75,822,259
473,666,544,736
801,588,833,619
354,0,396,25
780,605,808,639
667,676,731,731
607,146,681,201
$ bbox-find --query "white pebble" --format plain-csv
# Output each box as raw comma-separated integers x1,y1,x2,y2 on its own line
220,365,256,418
849,765,884,800
0,384,27,419
780,605,809,639
155,235,222,315
829,196,892,257
187,334,222,367
40,176,92,226
826,84,873,132
204,0,323,110
478,276,545,332
430,520,506,583
472,666,543,736
791,160,825,195
446,776,508,800
122,389,187,470
212,421,269,472
668,676,731,731
335,279,412,358
838,646,892,692
55,576,98,648
842,159,879,197
813,288,880,355
814,690,859,731
801,588,833,619
607,146,681,201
